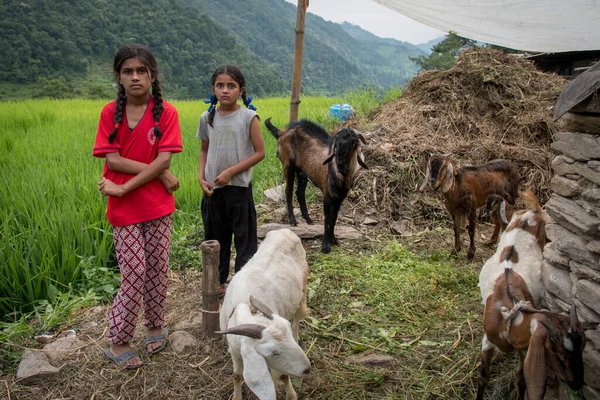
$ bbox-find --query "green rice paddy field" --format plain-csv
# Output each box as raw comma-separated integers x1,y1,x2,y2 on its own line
0,97,343,318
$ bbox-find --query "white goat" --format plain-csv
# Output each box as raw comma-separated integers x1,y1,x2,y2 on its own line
476,191,585,400
217,228,310,400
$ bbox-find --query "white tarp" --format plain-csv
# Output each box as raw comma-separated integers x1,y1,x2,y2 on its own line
374,0,600,53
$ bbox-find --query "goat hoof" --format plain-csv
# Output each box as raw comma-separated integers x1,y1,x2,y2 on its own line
467,250,475,260
321,244,332,254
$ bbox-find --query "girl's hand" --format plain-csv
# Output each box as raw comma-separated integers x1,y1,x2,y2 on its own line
214,169,233,186
199,179,214,196
159,170,180,193
97,177,126,197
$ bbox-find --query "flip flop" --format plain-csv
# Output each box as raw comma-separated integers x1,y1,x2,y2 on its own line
146,328,168,355
105,348,143,369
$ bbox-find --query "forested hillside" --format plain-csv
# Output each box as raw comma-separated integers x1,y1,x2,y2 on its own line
0,0,428,99
0,0,286,98
185,0,426,94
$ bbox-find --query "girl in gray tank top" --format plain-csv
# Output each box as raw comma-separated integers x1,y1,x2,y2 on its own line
197,65,265,292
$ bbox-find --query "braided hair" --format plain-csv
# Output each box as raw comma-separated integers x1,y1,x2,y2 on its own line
108,44,164,144
207,65,253,128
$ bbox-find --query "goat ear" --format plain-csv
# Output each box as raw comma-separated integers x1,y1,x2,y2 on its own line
441,162,454,194
418,161,431,192
323,153,334,165
523,321,549,400
241,341,277,400
249,296,274,320
215,324,265,339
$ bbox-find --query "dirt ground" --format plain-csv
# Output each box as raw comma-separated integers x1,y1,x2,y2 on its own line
0,214,515,400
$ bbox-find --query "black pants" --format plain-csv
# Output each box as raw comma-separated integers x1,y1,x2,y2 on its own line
201,185,258,285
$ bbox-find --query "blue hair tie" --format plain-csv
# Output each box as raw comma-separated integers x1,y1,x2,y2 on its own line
245,96,257,111
203,94,218,112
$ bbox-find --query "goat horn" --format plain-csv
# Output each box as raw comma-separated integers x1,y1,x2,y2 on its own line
357,133,367,144
500,200,509,224
418,162,431,192
357,153,369,170
215,324,265,339
249,296,274,319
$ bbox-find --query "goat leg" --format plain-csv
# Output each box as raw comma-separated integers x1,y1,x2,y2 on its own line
485,212,503,247
232,354,244,400
284,375,298,400
515,350,527,400
476,339,495,400
322,198,341,253
467,207,477,260
285,164,297,226
452,213,463,255
295,171,312,224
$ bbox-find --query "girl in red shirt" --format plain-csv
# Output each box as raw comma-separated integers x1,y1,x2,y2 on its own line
93,44,182,369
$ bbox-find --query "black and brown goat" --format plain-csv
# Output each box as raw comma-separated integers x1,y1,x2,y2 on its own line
477,191,585,399
419,154,520,260
265,118,368,253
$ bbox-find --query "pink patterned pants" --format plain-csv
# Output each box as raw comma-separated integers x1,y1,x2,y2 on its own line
108,213,172,345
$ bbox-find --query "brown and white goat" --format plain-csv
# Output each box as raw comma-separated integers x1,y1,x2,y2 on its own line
265,118,368,253
419,154,520,260
477,191,585,400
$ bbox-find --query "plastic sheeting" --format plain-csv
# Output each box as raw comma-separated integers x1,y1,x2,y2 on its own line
374,0,600,53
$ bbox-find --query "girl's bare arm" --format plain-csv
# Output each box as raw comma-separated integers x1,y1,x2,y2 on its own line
198,140,214,196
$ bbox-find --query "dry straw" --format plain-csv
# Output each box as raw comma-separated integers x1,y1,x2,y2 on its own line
349,47,567,225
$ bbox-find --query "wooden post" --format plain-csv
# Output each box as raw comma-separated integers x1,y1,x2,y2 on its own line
289,0,309,123
201,240,220,337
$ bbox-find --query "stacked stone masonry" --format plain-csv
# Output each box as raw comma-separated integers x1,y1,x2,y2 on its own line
543,95,600,400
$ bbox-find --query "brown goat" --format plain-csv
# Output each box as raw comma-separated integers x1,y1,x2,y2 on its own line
265,118,368,253
419,154,520,260
477,191,585,399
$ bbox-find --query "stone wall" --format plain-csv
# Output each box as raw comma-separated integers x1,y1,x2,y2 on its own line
543,94,600,399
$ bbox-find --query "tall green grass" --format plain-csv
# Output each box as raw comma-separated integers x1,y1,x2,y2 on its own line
0,94,357,318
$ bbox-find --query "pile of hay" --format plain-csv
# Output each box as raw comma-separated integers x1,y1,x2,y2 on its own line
349,47,567,227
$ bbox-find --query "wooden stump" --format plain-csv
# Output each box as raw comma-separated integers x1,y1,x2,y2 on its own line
201,240,220,338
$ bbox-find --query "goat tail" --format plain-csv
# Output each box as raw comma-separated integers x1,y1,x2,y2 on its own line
500,245,517,304
520,190,541,211
264,117,282,140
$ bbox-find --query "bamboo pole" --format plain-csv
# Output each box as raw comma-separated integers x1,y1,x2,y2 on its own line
289,0,309,123
201,240,220,337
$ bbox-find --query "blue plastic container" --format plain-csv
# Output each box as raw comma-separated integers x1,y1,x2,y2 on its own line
329,104,355,122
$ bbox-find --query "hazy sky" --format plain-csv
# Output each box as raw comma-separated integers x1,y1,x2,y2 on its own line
284,0,445,45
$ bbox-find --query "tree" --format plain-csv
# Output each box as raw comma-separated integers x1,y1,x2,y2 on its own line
410,33,477,71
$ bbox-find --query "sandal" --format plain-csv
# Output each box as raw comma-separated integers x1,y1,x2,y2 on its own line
105,348,143,369
146,328,168,355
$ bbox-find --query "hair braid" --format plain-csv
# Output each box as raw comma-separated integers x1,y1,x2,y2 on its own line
151,79,164,140
108,84,127,144
207,95,218,128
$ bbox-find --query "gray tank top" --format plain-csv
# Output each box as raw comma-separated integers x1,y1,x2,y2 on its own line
196,107,258,188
